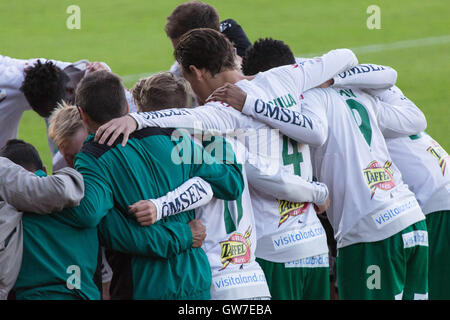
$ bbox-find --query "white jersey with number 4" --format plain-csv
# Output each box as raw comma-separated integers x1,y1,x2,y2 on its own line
241,86,427,248
131,49,358,262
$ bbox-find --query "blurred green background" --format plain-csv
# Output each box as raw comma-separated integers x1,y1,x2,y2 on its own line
1,0,448,171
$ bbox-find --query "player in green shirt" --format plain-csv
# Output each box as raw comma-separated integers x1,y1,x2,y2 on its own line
54,70,244,299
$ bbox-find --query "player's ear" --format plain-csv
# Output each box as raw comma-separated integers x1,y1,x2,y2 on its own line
189,65,203,81
78,106,88,123
42,166,47,174
78,106,95,132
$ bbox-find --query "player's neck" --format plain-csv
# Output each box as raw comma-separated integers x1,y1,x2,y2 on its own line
85,120,101,135
210,69,254,90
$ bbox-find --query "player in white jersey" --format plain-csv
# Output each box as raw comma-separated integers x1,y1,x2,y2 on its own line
122,71,329,299
370,88,450,300
211,73,430,298
95,28,357,299
329,69,450,299
240,37,403,298
0,55,136,170
129,136,330,300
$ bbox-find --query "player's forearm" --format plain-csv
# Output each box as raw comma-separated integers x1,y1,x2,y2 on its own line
245,162,329,205
0,157,84,214
192,142,245,201
53,189,111,228
300,49,358,91
195,162,245,201
151,177,213,221
241,95,328,146
378,101,427,138
129,106,225,133
99,210,193,259
368,86,427,138
52,173,113,228
332,64,397,89
130,109,195,130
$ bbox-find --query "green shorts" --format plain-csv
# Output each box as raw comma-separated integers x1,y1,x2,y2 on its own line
426,210,450,300
336,220,428,300
256,253,330,300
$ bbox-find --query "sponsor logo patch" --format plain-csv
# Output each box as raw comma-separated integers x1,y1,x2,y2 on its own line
278,200,309,227
284,253,329,268
402,230,428,248
272,224,326,250
220,227,252,270
427,140,449,176
363,160,395,198
372,198,419,228
213,269,267,291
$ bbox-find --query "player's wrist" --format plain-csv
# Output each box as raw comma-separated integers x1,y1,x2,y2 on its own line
242,94,258,116
313,182,329,206
126,113,139,131
332,74,343,87
147,198,163,221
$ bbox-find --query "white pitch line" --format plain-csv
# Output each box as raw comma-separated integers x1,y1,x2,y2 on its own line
121,34,450,83
301,34,450,57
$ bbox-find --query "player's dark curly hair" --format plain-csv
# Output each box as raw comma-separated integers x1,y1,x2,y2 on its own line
20,60,70,118
0,139,43,172
241,38,296,76
174,28,237,77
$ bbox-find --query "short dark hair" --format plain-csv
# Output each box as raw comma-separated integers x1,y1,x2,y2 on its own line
20,60,70,118
0,139,43,172
242,38,296,76
175,28,236,77
165,1,220,40
75,70,127,125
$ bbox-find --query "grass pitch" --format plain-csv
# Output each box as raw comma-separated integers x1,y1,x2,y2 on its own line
1,0,448,171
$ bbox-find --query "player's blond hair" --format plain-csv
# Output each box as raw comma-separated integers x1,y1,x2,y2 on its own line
131,72,195,112
48,101,86,149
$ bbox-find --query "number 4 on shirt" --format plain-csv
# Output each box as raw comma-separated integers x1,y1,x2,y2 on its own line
282,136,303,176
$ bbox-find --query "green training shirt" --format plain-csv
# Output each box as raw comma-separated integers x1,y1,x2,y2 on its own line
55,127,244,299
13,170,102,300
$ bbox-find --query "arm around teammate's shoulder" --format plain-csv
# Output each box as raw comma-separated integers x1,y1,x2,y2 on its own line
245,154,329,205
297,49,358,92
368,86,427,138
54,153,114,228
98,208,195,259
241,89,329,147
190,137,245,201
0,157,84,214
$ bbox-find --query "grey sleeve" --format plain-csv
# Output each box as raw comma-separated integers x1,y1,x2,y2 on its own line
0,157,84,214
